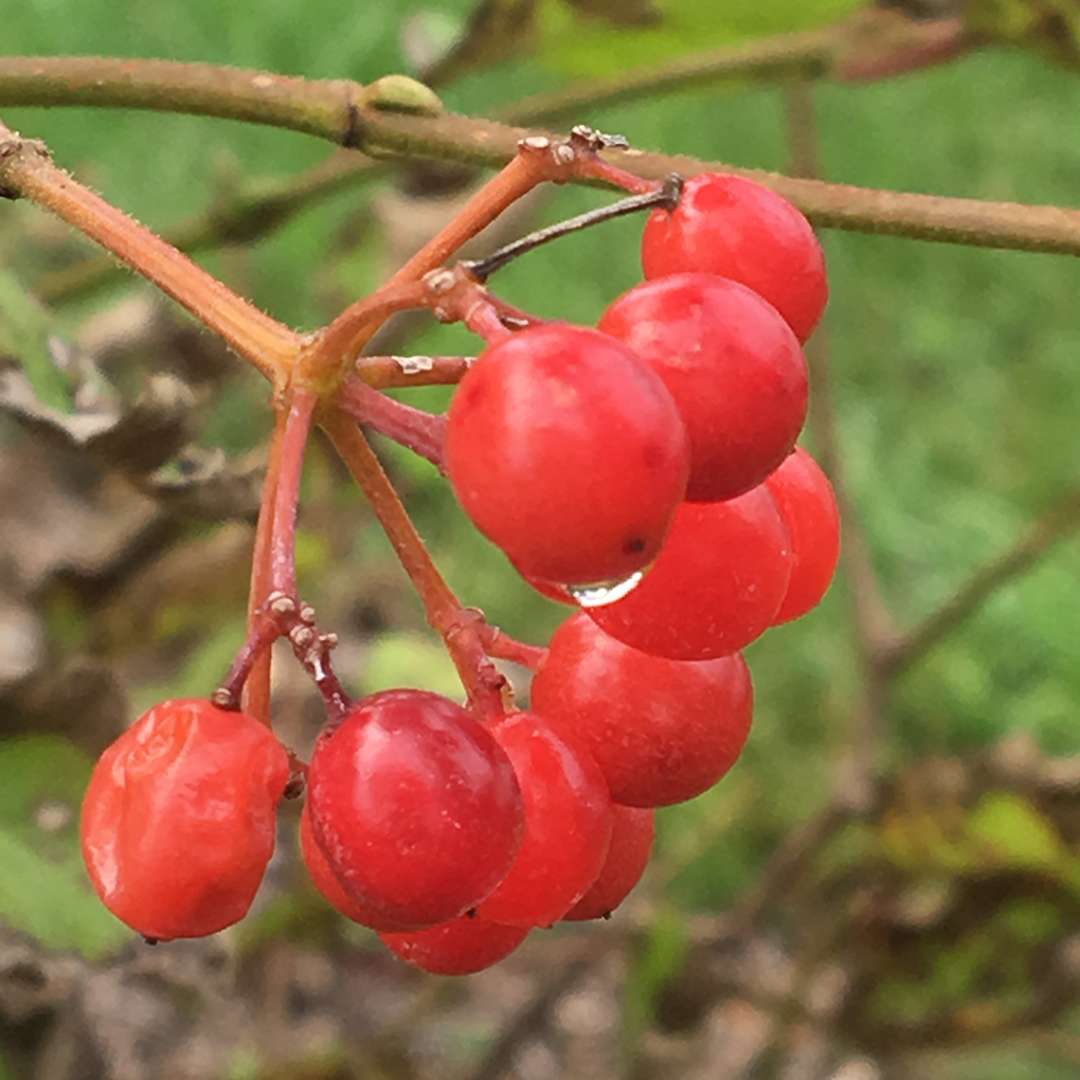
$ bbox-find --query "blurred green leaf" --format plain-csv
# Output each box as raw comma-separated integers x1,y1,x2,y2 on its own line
0,268,71,412
0,736,129,958
534,0,861,76
966,790,1066,869
363,631,463,698
967,0,1080,71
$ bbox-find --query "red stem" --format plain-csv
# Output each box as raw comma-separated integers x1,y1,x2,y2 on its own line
322,412,508,721
465,301,515,345
269,386,318,597
480,627,548,672
355,355,477,389
339,379,447,471
241,409,287,723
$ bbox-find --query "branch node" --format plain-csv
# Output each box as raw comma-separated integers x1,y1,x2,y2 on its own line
341,102,366,150
211,687,236,709
268,592,296,616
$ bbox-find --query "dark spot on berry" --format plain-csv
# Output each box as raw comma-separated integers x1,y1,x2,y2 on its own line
283,775,305,800
623,537,646,556
465,907,478,919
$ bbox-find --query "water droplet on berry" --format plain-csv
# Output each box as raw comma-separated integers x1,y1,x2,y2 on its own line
567,571,644,608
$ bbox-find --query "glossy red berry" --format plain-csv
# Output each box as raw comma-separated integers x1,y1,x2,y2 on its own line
599,273,808,501
642,173,827,342
765,447,841,623
81,698,289,941
532,614,753,807
380,916,530,976
564,806,655,921
299,802,409,932
476,712,613,927
587,488,792,660
446,323,689,586
307,690,523,929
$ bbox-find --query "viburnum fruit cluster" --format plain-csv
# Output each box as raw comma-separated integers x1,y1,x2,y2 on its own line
80,128,839,975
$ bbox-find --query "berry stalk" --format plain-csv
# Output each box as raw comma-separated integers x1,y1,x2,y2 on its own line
323,412,508,720
355,355,477,389
241,406,288,723
339,379,447,472
463,176,682,282
315,127,652,372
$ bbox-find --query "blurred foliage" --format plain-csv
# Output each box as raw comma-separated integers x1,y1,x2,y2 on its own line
968,0,1080,70
0,0,1079,1076
0,737,127,957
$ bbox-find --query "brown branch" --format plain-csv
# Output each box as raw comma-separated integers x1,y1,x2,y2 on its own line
881,484,1080,676
27,17,920,308
0,56,366,142
4,55,1080,256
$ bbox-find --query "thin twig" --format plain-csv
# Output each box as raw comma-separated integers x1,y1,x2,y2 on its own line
881,484,1080,676
462,177,680,281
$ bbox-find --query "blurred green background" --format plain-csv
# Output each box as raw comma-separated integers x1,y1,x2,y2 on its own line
0,2,1078,1078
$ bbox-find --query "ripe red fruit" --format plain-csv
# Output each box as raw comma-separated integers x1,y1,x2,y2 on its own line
587,488,792,660
299,803,409,932
476,712,613,927
642,173,827,342
81,698,289,940
599,273,808,501
446,323,689,586
306,690,523,929
765,447,841,623
532,614,753,807
380,916,529,976
564,806,655,921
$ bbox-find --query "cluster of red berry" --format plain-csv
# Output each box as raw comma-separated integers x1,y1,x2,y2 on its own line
81,171,839,976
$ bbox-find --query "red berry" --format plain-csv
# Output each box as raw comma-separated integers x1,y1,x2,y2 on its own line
307,690,523,929
765,448,841,623
446,323,689,586
588,489,792,660
513,562,575,606
642,173,827,342
80,698,289,940
599,273,808,501
531,614,753,807
564,806,655,921
476,712,613,927
299,802,409,932
380,916,529,976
